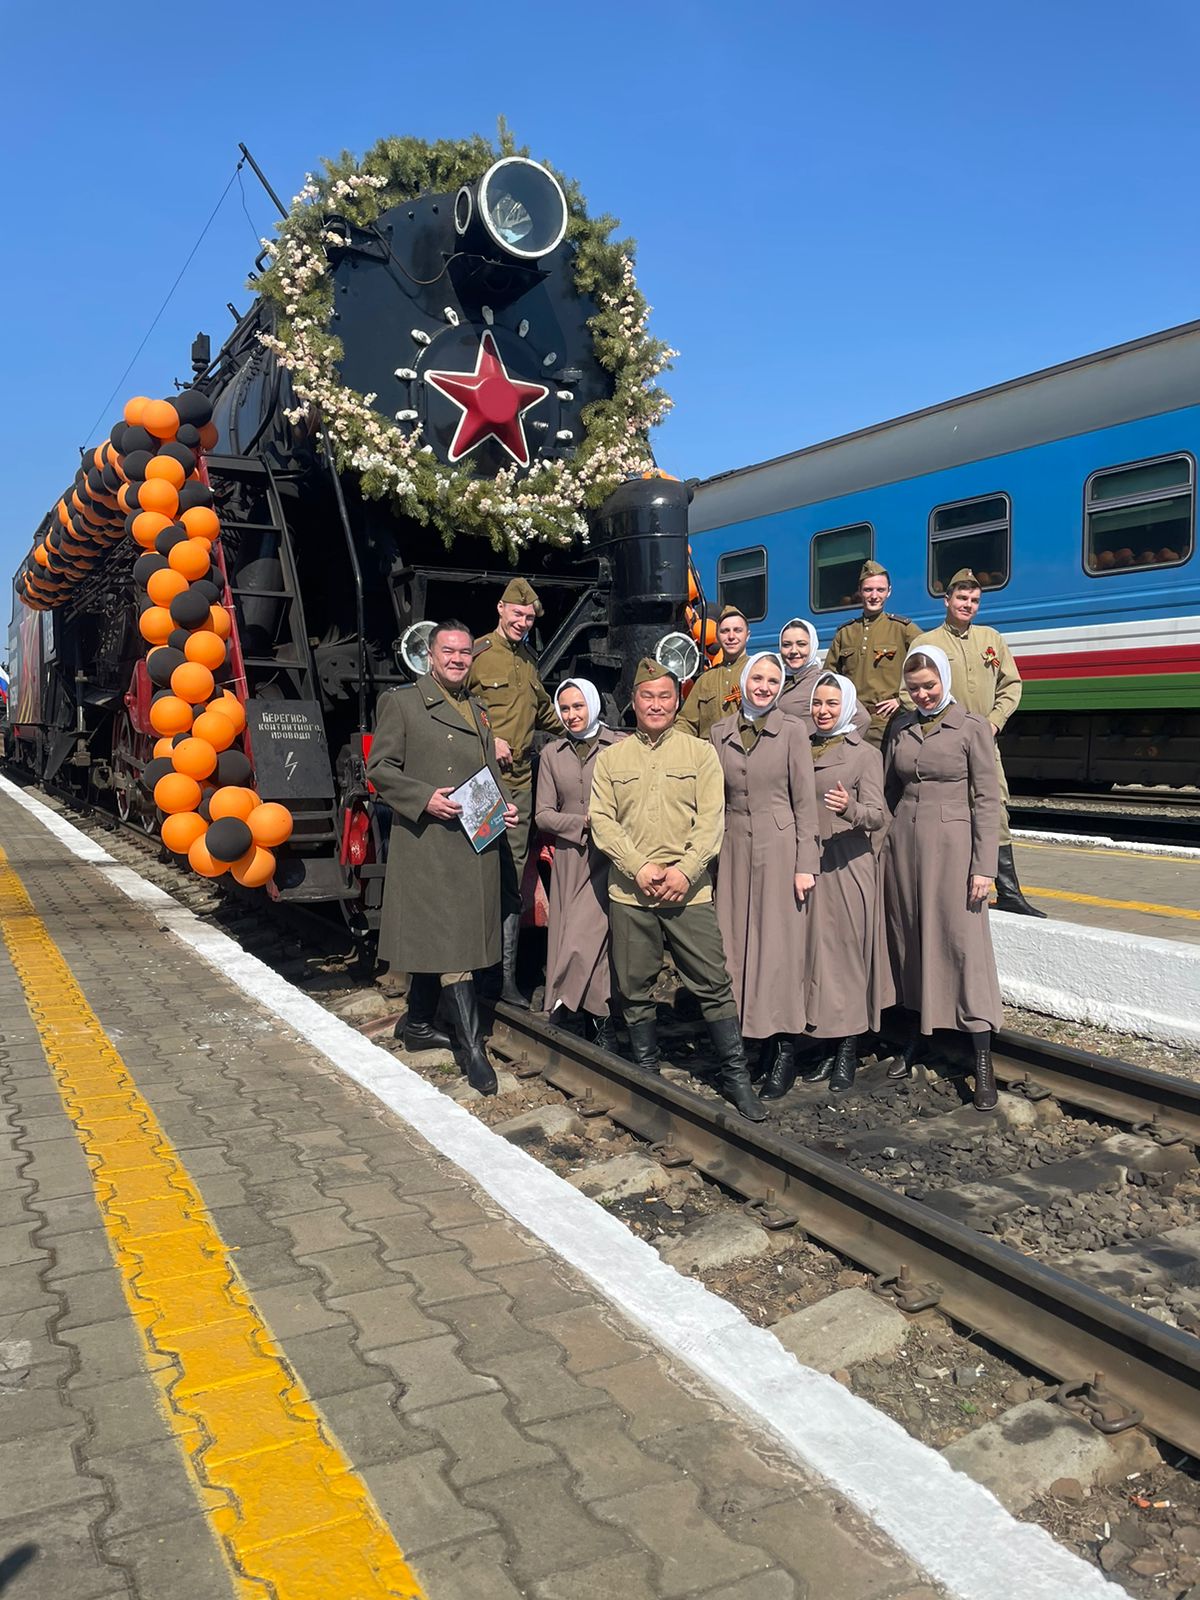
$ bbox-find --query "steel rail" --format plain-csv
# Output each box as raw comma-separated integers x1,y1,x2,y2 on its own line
1009,803,1200,848
995,1028,1200,1142
490,1004,1200,1458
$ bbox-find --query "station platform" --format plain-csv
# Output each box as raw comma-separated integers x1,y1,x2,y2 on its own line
0,780,1111,1600
1010,836,1200,945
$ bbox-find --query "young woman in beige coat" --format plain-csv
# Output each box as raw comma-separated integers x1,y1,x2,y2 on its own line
778,617,870,736
710,652,821,1096
535,679,624,1049
880,644,1002,1111
800,672,886,1096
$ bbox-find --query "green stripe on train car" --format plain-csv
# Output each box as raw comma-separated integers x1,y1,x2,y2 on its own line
1020,672,1200,711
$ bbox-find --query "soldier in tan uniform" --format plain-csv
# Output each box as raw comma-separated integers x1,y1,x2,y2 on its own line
827,561,922,748
467,577,564,1005
679,605,750,739
590,658,766,1121
909,569,1046,917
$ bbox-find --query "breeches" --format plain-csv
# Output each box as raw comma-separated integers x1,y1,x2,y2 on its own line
609,900,737,1026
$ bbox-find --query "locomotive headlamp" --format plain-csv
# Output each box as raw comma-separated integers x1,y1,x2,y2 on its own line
398,620,437,678
654,631,701,683
457,158,568,262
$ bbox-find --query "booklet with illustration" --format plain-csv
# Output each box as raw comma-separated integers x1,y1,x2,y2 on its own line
449,766,508,853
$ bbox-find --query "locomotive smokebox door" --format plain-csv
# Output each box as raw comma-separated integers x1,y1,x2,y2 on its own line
247,701,335,799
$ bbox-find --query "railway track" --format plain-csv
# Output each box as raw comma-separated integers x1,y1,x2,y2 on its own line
1009,797,1200,849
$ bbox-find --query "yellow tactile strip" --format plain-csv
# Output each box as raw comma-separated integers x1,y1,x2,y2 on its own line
0,846,426,1600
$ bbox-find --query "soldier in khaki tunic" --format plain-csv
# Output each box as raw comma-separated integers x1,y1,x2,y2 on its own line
467,577,563,1005
679,605,750,739
367,620,518,1096
826,562,922,748
590,658,766,1121
909,569,1045,917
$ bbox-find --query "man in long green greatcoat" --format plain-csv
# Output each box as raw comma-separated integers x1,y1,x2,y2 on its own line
367,619,518,1095
590,658,766,1122
467,577,563,1006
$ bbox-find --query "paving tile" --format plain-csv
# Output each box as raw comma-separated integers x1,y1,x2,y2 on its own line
369,1333,499,1413
580,1357,718,1441
250,1281,347,1339
200,1203,282,1248
481,1258,595,1322
412,1392,558,1486
329,1282,447,1349
703,1572,797,1599
42,1227,118,1283
0,1430,106,1518
74,1371,188,1458
365,1211,456,1263
369,1156,463,1197
435,1295,555,1362
531,1549,663,1600
530,1305,650,1374
461,1466,629,1583
297,1242,401,1298
224,1237,314,1292
0,1217,45,1266
55,1269,134,1331
590,1479,773,1596
63,1319,174,1391
105,1509,237,1600
283,1323,407,1399
0,1499,122,1600
726,1499,915,1599
390,1247,505,1308
240,1175,339,1217
647,1422,810,1520
442,1221,542,1271
526,1406,681,1501
0,1384,85,1445
362,1447,496,1555
478,1345,610,1425
30,1192,103,1239
323,1180,425,1224
16,1137,95,1199
313,1379,435,1465
408,1531,527,1600
271,1205,366,1256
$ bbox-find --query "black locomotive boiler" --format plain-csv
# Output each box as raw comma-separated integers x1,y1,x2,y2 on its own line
6,138,695,929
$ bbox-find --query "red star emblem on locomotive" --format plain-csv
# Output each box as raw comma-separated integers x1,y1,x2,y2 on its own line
424,331,550,468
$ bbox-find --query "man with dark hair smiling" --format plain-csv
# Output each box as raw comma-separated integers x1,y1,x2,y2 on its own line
367,619,519,1094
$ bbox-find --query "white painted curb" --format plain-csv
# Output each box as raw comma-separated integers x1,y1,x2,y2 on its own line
993,908,1200,1046
0,775,1117,1600
1013,827,1200,861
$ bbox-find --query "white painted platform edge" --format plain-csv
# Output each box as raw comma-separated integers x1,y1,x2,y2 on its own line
993,908,1200,1047
0,775,1114,1600
1013,826,1200,861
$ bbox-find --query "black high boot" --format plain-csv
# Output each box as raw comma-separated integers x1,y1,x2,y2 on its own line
759,1036,797,1100
500,913,530,1007
993,844,1047,918
706,1016,768,1122
972,1031,998,1112
887,1017,924,1079
584,1011,619,1054
442,980,498,1096
400,972,452,1052
625,1018,660,1073
751,1038,772,1085
828,1036,859,1096
801,1051,835,1084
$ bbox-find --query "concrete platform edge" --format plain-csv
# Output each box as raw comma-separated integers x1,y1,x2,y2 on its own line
0,775,1115,1600
1013,827,1200,862
993,907,1200,1046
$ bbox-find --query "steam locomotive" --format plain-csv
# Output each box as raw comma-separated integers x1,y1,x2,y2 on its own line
5,143,697,928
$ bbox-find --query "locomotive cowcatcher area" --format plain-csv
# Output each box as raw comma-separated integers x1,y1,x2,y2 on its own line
0,786,946,1600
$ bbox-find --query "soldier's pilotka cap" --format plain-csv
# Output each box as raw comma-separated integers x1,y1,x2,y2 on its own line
633,656,678,688
947,568,982,590
718,603,747,623
500,577,543,615
858,560,889,582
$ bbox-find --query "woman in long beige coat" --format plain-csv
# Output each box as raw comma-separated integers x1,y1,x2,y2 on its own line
710,652,821,1094
778,616,870,736
534,679,624,1049
801,672,886,1096
880,644,1002,1111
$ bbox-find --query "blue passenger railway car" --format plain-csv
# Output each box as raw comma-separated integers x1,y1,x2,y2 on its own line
688,320,1200,786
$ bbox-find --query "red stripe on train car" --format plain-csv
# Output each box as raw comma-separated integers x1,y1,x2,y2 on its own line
1015,644,1200,680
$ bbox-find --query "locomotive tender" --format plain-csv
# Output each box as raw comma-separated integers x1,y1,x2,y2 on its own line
690,320,1200,787
5,139,692,926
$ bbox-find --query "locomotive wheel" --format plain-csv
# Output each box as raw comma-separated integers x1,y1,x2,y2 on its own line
112,712,156,834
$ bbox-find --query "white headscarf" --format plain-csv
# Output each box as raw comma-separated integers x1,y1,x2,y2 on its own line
555,677,603,742
739,651,785,722
779,617,821,678
808,671,860,738
903,642,956,717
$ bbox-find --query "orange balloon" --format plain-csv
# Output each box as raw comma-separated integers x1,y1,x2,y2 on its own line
168,538,212,581
247,802,293,848
183,630,227,671
147,568,189,607
180,505,219,541
154,772,203,814
171,662,215,704
149,695,193,736
191,709,238,751
145,455,187,489
34,544,49,568
139,607,175,645
187,833,229,877
124,395,151,425
212,692,246,733
142,399,180,440
171,737,218,781
209,785,259,821
117,483,138,513
137,478,179,518
132,510,173,550
161,811,208,854
231,846,276,887
208,605,232,640
199,421,219,451
153,735,177,759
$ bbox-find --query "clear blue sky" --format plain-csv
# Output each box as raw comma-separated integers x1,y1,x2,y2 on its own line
4,0,1198,595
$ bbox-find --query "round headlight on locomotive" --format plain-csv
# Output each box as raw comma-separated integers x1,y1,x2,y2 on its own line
398,620,437,679
654,631,701,683
457,158,568,261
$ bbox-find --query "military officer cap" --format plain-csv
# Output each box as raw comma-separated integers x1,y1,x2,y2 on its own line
633,656,678,689
718,603,747,623
500,577,543,615
858,560,889,582
947,567,982,591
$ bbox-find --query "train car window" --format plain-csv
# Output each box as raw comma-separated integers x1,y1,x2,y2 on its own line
810,523,873,612
717,546,767,620
928,494,1010,595
1084,454,1194,576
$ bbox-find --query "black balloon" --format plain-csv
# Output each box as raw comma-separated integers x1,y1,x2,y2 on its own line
190,578,219,603
215,749,252,787
122,425,156,455
173,390,214,427
101,465,122,492
137,595,154,616
177,482,215,512
172,731,191,747
206,816,252,863
121,450,154,481
86,468,106,495
154,526,188,557
148,647,186,688
142,756,175,791
158,441,196,471
109,421,129,454
167,627,192,652
176,423,202,449
133,552,168,586
169,588,211,628
197,794,213,823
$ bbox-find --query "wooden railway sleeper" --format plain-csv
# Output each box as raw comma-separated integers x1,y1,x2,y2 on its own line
872,1264,943,1314
1051,1371,1144,1435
